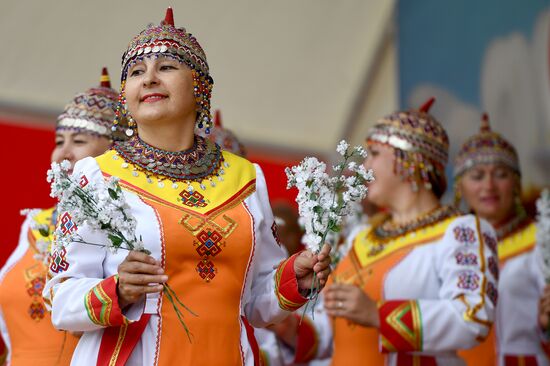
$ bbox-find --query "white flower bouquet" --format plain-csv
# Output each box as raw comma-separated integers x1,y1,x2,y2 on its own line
47,160,195,340
286,140,374,312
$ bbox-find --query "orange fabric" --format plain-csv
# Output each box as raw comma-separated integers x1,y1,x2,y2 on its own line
458,327,495,366
330,245,416,366
0,230,78,365
144,196,254,365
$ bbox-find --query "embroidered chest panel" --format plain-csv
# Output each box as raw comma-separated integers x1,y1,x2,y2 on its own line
352,217,456,269
95,149,256,216
95,150,257,283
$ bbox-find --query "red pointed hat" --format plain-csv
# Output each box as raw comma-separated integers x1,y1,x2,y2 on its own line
367,97,449,167
121,7,209,82
57,67,121,138
454,113,520,178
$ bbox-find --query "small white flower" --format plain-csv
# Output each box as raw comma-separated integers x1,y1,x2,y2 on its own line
336,140,349,156
354,145,368,158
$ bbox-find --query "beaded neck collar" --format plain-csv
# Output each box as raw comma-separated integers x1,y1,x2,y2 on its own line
113,135,224,185
494,209,532,241
368,205,461,246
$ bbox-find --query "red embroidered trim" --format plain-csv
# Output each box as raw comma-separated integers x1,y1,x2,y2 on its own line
85,275,128,327
97,314,151,366
379,300,423,353
274,254,308,312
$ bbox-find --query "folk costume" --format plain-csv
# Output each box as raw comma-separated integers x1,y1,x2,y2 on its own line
44,9,309,366
0,68,119,365
456,115,548,366
288,99,499,366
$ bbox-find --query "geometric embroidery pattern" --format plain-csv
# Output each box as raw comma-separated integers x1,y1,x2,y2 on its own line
59,212,78,236
457,271,480,291
483,232,497,254
488,256,499,280
180,213,239,283
25,272,46,321
453,226,476,244
179,190,208,208
28,300,46,321
455,251,478,266
194,229,223,282
379,300,422,353
49,247,70,274
486,281,498,306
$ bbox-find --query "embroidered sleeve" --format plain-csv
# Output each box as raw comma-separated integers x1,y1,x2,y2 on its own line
378,300,423,353
242,165,303,328
274,254,308,312
43,157,144,332
414,215,498,352
84,275,131,327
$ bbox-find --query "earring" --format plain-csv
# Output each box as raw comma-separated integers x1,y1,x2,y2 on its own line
453,180,462,208
192,69,213,134
113,85,136,137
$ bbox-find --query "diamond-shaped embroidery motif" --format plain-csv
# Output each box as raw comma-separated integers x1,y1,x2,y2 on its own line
179,190,208,208
195,229,223,257
28,300,46,321
60,212,77,236
26,277,45,297
49,247,70,274
196,259,217,282
193,229,226,282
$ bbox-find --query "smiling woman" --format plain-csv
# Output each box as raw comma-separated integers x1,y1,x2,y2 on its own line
0,68,120,366
43,7,332,366
455,114,548,366
124,56,197,147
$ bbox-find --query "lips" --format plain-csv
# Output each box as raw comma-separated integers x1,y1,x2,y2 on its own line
140,93,168,103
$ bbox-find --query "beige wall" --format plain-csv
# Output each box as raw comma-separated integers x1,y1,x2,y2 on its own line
0,0,397,155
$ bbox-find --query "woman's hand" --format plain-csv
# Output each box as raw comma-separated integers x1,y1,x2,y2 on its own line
539,284,550,330
117,250,167,309
294,244,332,292
324,283,379,328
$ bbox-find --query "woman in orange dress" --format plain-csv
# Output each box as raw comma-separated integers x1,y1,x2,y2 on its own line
0,68,120,365
456,114,548,366
43,8,331,366
271,99,498,366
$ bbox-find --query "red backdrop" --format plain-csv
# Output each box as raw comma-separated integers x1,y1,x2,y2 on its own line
0,119,301,266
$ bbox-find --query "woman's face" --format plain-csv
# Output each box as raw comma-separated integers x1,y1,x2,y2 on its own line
459,163,517,223
363,143,405,208
125,56,196,127
51,130,111,171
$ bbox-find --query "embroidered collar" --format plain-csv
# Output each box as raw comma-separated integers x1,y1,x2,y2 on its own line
368,205,461,245
495,209,532,241
113,135,224,184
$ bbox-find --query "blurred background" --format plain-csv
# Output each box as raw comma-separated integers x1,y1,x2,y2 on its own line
1,0,549,261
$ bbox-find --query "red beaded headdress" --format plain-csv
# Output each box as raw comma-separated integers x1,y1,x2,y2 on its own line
57,67,123,139
453,113,520,179
366,97,449,196
114,7,213,134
